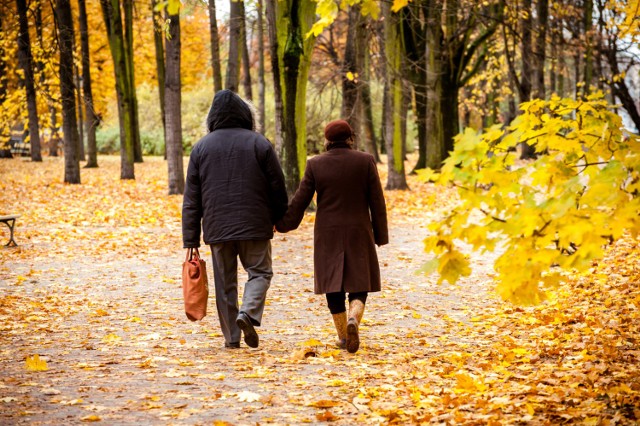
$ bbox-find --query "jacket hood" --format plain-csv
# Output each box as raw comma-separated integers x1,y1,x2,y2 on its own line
206,89,254,132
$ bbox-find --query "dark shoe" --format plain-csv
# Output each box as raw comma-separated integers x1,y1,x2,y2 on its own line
346,317,360,353
236,312,259,348
224,341,240,349
336,338,347,350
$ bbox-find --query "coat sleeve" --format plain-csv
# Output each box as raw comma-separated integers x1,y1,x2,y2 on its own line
263,144,289,223
275,160,316,233
182,148,203,248
367,156,389,246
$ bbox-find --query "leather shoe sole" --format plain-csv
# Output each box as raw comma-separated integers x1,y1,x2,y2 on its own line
236,313,259,348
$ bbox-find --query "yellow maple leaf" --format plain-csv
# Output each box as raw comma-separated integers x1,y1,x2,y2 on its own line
81,415,101,422
25,354,48,372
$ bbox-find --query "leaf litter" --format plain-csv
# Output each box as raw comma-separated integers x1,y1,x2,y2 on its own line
0,156,638,424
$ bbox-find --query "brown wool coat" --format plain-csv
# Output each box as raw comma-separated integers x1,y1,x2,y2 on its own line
276,147,388,294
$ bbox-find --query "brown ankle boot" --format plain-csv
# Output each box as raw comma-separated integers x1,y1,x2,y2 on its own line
331,312,347,349
346,300,365,353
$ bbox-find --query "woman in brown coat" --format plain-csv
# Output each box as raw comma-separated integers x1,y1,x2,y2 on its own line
276,120,388,353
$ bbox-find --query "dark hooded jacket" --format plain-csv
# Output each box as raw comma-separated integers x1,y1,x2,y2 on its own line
182,90,288,247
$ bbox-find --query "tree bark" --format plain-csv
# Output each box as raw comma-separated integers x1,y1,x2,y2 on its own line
383,1,408,190
533,0,548,99
361,43,379,162
165,11,184,195
265,0,283,151
518,0,535,158
519,0,533,102
240,1,253,100
152,0,166,156
57,0,81,183
273,0,317,196
341,5,361,147
426,0,445,169
583,0,593,96
79,0,99,168
124,0,142,162
16,0,42,162
256,0,266,132
75,66,85,161
208,0,223,93
100,0,135,179
281,0,303,196
226,0,242,92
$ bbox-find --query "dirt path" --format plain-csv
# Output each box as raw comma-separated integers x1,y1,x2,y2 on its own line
2,209,501,425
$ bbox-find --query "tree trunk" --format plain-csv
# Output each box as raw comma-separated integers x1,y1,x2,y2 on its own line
100,0,135,179
124,0,142,162
606,46,640,131
152,0,166,156
57,0,81,183
265,0,283,152
208,0,223,93
226,0,242,92
79,0,99,168
75,66,85,161
519,0,533,102
281,2,302,196
361,44,379,162
341,5,361,147
240,2,253,101
383,2,408,190
518,0,535,158
273,0,317,196
426,0,445,169
583,0,593,96
165,11,184,195
16,0,42,162
533,0,548,99
256,0,266,132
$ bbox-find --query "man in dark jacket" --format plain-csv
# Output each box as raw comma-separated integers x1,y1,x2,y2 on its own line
182,90,288,349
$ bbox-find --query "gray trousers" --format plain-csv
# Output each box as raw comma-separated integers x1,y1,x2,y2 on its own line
210,240,272,344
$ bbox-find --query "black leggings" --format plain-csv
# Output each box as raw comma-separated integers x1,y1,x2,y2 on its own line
325,291,368,314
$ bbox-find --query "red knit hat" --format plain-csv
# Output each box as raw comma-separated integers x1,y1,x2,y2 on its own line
324,120,353,142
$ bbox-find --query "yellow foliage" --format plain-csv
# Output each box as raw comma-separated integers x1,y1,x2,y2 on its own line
422,95,640,304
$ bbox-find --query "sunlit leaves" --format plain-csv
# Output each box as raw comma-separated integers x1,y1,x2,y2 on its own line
423,95,640,304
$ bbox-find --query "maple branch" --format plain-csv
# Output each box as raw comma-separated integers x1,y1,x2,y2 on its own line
480,208,506,223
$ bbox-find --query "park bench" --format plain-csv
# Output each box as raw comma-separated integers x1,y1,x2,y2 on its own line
0,214,21,247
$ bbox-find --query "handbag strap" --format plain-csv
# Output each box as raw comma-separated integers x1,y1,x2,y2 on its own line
185,247,200,262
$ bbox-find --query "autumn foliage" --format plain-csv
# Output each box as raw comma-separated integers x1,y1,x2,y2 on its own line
422,95,640,304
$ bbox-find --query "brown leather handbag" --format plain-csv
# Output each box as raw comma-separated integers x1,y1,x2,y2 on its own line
182,248,209,321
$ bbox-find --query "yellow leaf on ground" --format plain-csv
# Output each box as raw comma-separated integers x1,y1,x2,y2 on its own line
81,415,101,422
25,355,48,371
308,399,340,408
